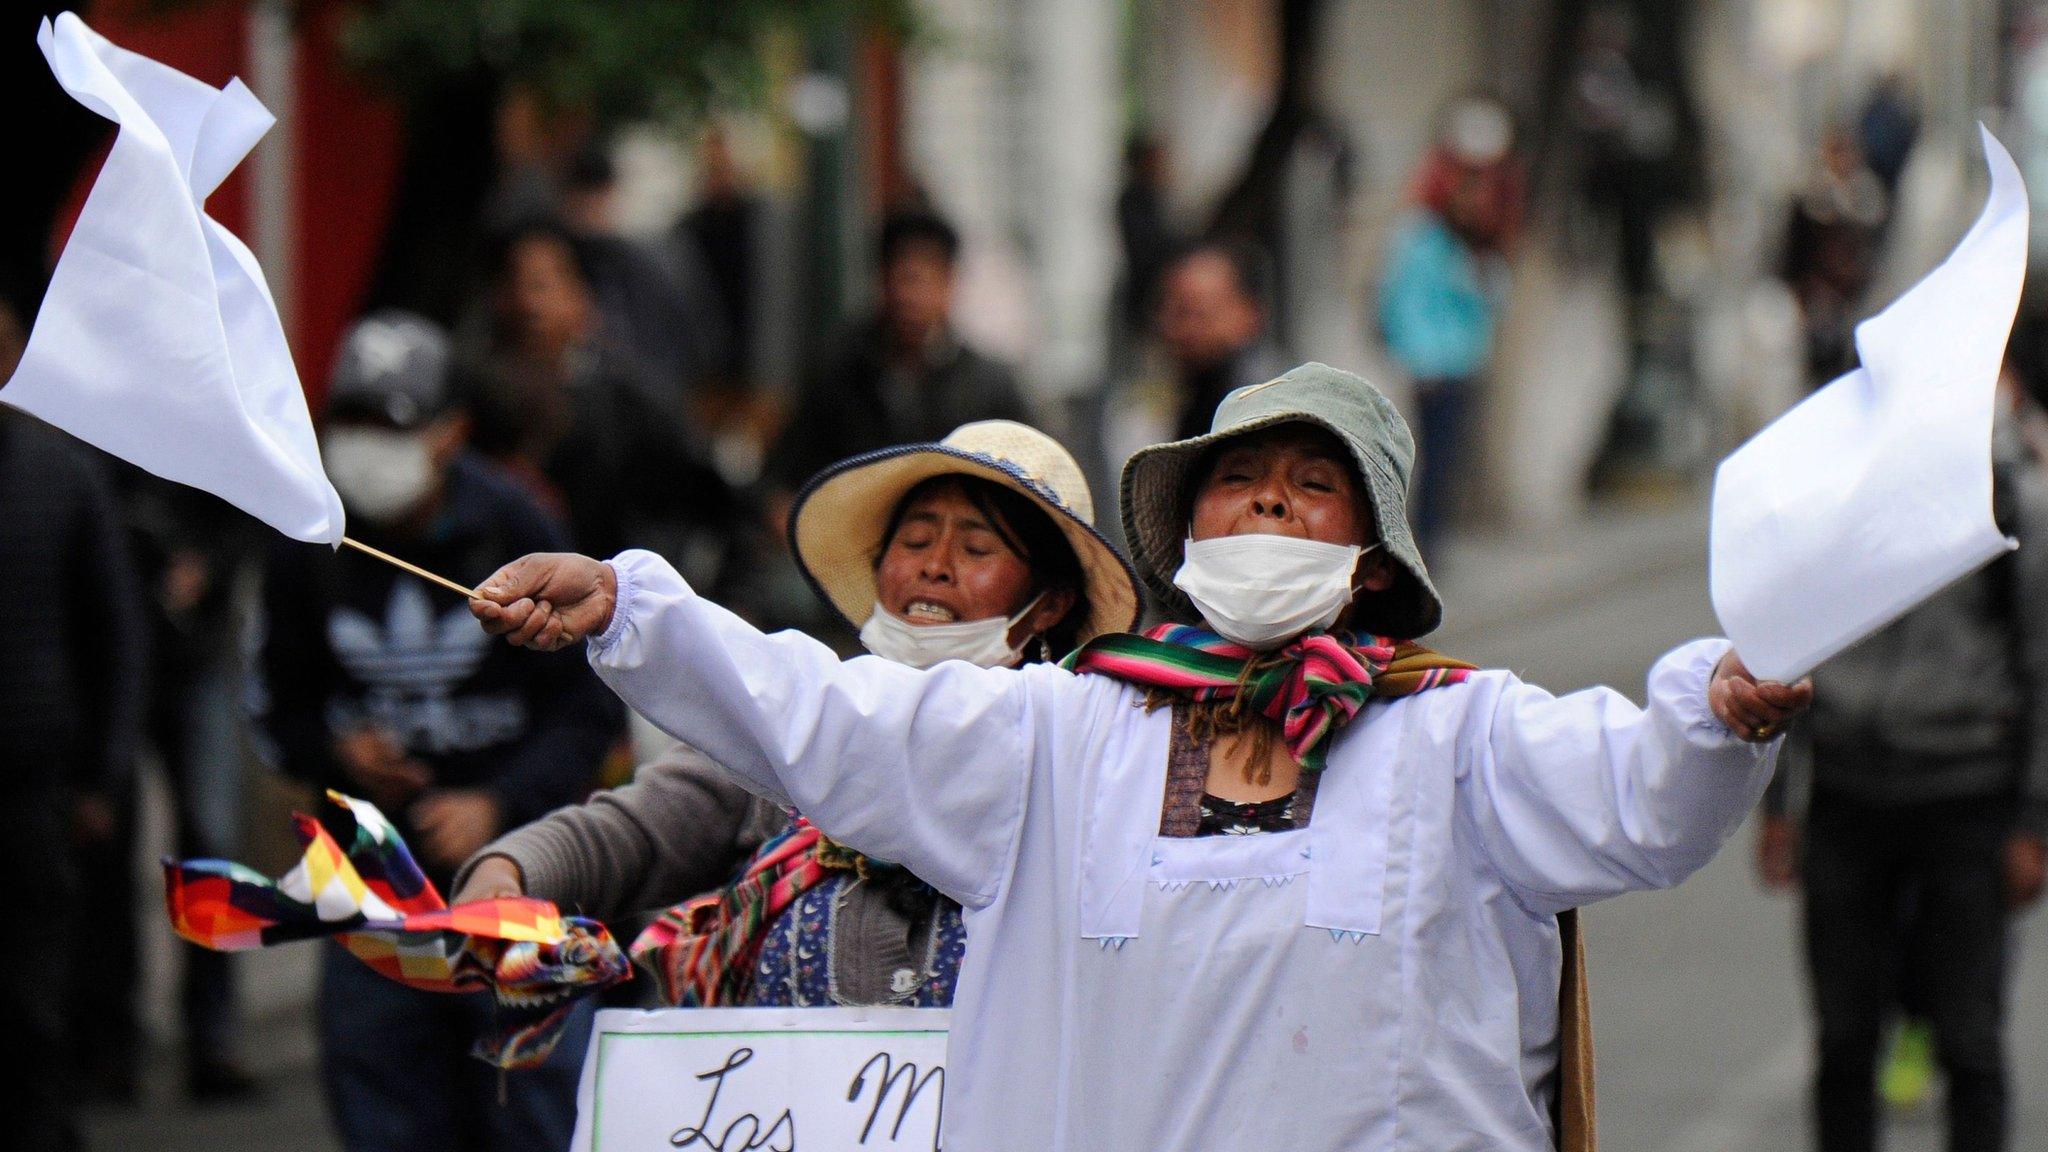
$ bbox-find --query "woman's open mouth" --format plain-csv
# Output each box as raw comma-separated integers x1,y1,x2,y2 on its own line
902,599,960,623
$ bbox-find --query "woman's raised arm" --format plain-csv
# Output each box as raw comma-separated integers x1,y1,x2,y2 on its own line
1457,639,1796,913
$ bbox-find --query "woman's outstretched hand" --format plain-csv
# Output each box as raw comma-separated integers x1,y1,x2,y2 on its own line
471,552,617,652
1709,649,1813,742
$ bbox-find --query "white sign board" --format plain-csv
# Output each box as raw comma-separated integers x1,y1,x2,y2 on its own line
572,1007,950,1152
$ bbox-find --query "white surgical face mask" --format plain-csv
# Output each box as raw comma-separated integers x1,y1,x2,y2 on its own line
1173,534,1377,650
323,427,436,524
858,592,1046,670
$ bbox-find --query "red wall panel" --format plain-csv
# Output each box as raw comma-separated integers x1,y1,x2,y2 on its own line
56,0,403,408
290,1,402,402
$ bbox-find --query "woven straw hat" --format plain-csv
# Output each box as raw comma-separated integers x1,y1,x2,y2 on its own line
1120,361,1444,639
789,420,1142,645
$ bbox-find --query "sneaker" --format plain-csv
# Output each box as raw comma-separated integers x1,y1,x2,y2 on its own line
1880,1018,1935,1110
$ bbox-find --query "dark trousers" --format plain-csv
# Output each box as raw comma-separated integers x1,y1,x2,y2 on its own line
1411,377,1473,552
1802,790,2012,1152
7,792,79,1150
319,944,593,1152
66,770,140,1083
153,651,246,1067
66,652,246,1086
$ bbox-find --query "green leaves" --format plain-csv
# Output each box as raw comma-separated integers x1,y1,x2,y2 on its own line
331,0,912,120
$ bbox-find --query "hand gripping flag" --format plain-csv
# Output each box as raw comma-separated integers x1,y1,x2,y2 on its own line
165,791,630,1067
5,13,344,545
1710,125,2027,682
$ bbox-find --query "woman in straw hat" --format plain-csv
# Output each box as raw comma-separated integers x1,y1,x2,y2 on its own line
453,419,1138,1009
472,363,1809,1151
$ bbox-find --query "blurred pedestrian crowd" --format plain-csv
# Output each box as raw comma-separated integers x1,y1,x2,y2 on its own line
8,61,2048,1152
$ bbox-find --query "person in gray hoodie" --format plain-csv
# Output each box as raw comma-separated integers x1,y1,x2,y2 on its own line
1757,376,2048,1152
453,420,1140,1007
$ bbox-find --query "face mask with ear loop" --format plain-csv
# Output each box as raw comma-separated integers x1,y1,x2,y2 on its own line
1172,535,1382,650
857,591,1048,670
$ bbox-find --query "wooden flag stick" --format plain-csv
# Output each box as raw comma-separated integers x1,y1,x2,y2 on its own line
341,536,483,601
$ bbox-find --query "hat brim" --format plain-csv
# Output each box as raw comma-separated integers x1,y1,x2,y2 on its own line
1120,411,1443,639
789,444,1143,648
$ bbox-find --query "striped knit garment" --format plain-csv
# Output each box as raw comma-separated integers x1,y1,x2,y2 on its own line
1066,624,1476,771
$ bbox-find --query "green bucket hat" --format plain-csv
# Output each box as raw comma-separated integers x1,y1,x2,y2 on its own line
1119,361,1443,639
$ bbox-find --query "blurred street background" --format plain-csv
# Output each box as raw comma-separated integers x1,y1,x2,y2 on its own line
6,0,2048,1149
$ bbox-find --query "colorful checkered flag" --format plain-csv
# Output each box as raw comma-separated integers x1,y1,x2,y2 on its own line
165,791,629,1066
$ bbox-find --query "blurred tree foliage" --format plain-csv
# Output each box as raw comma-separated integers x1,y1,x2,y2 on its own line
325,0,912,121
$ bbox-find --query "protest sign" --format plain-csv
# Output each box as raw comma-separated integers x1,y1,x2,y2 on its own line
1710,125,2026,682
573,1007,950,1152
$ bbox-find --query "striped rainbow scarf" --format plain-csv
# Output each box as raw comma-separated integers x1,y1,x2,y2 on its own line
1066,624,1476,771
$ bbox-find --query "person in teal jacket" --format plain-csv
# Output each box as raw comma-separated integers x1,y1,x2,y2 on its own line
1377,95,1521,550
1377,208,1494,548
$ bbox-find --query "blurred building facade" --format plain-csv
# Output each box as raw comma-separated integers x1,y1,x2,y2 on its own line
808,0,2017,531
39,0,2020,526
1117,0,2010,530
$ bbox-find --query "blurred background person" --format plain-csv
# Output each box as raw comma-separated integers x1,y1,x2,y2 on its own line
117,471,266,1102
1152,240,1286,444
1111,133,1181,374
1779,127,1890,386
0,292,146,1149
1405,95,1526,257
1755,359,2048,1152
1085,238,1282,548
558,142,729,411
676,124,769,398
462,219,746,596
1856,73,1921,200
1556,0,1709,496
1558,0,1695,356
479,83,585,235
254,312,621,1152
1377,94,1524,553
761,208,1027,528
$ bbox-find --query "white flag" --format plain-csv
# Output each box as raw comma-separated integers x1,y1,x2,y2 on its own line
4,12,343,545
1709,124,2025,682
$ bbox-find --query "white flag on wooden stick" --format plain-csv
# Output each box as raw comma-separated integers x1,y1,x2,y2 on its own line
1710,125,2026,682
4,12,344,545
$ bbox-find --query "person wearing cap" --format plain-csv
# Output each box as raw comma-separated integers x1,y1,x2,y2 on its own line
255,310,623,1152
451,420,1139,1011
470,363,1810,1151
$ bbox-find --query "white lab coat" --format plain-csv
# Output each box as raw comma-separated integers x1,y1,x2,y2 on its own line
589,550,1777,1151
